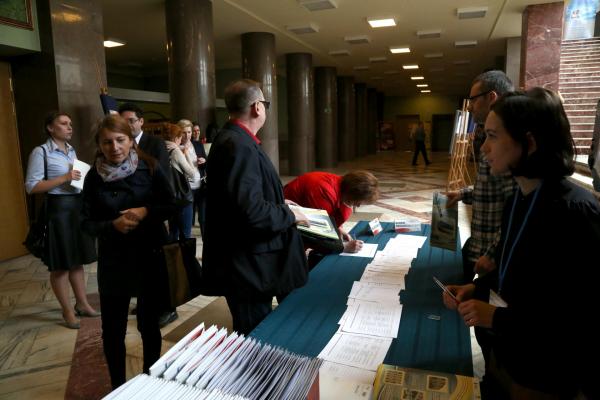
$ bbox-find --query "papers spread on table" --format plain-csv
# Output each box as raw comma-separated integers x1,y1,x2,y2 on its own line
288,205,340,240
70,159,91,190
340,243,378,258
318,332,392,371
106,323,322,400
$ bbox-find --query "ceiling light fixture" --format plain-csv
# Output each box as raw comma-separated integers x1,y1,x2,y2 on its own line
367,18,396,28
286,23,319,34
345,35,371,44
411,76,425,80
369,56,388,63
416,84,429,87
353,66,369,70
298,0,337,11
328,49,350,56
104,38,126,48
421,90,431,93
455,40,478,48
390,46,410,54
416,29,441,39
424,52,443,58
457,6,488,19
403,65,419,70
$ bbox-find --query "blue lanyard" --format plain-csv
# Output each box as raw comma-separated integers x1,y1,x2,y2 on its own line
498,184,542,293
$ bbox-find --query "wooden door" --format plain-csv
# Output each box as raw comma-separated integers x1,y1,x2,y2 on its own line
0,62,29,261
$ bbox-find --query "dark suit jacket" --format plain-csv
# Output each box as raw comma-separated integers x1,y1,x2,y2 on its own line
201,122,308,300
138,131,170,179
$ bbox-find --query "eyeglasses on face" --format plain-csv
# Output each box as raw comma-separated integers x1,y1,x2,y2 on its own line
466,90,492,101
126,118,140,124
257,100,270,110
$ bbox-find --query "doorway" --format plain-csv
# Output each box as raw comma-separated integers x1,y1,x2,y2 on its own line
0,62,29,261
431,114,455,152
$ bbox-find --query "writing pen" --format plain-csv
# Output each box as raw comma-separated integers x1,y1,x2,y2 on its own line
432,276,459,304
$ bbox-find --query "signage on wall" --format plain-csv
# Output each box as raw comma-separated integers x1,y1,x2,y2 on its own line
564,0,600,39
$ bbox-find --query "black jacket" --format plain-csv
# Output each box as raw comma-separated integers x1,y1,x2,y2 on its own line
201,122,308,300
80,160,176,296
138,132,171,180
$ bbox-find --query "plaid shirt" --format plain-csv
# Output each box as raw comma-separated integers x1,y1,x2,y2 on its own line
460,151,517,264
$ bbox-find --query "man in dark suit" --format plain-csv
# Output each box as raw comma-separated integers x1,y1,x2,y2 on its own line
202,79,309,335
118,102,178,327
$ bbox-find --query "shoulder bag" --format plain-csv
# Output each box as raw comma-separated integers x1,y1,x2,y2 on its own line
23,146,49,258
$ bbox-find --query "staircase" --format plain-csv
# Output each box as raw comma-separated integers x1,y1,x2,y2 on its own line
559,37,600,156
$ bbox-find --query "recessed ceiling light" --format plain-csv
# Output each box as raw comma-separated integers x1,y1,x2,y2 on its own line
424,52,443,58
411,76,425,80
328,49,350,56
298,0,337,11
369,56,387,63
455,40,478,48
345,35,371,45
457,6,488,19
416,29,441,39
353,66,369,70
104,38,126,48
421,90,431,93
403,65,419,70
390,46,410,54
286,23,319,34
367,18,396,28
416,84,429,87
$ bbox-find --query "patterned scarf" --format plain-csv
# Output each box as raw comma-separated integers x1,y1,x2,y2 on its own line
95,149,139,182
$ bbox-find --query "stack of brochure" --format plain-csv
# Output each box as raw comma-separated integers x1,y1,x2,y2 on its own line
104,323,321,400
317,232,428,398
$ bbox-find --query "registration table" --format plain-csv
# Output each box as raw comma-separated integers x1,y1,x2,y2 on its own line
250,221,473,377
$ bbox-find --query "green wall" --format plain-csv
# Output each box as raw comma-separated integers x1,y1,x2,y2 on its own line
0,0,40,54
384,94,460,123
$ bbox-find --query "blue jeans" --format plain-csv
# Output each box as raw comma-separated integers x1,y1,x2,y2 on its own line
169,202,193,240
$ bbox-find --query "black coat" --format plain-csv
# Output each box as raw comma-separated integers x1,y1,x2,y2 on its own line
80,159,176,296
201,122,308,300
138,132,171,180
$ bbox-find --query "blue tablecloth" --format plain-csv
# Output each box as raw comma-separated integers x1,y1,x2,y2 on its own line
250,222,473,377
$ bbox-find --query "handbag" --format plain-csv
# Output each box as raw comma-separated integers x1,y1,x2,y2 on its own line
23,146,48,259
168,150,194,206
160,223,203,308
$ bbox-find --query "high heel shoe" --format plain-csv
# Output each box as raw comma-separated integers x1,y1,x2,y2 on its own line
63,313,81,329
74,306,101,318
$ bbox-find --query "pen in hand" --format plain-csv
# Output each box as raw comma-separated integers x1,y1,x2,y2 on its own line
433,276,459,304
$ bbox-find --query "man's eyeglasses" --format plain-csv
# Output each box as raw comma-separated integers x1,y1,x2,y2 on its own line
257,100,270,110
126,118,140,124
466,90,492,101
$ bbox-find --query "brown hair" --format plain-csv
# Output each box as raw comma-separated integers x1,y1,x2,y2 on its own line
44,111,72,136
340,170,380,204
161,123,183,142
92,114,156,171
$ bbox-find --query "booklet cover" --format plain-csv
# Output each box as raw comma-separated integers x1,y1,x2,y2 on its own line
372,364,480,400
430,192,458,251
288,205,340,241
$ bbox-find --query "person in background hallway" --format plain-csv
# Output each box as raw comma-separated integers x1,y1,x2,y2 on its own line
446,71,517,283
24,111,99,330
189,121,208,236
192,122,202,143
202,79,309,335
411,120,431,166
284,170,380,267
443,88,600,399
81,115,175,389
178,119,206,236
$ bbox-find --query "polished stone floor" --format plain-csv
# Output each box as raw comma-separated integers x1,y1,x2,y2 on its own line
0,150,482,400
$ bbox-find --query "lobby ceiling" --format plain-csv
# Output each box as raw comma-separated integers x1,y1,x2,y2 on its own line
102,0,558,96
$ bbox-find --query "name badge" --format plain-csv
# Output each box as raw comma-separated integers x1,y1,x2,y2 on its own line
369,218,383,236
489,290,508,308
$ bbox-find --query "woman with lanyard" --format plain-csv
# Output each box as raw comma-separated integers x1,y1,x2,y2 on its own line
442,88,600,399
24,111,98,329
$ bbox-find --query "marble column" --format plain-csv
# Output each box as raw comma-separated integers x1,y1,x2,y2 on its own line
337,76,356,162
315,67,337,168
355,83,368,157
242,32,279,171
367,88,378,154
12,0,106,165
520,2,564,91
286,53,314,175
165,0,216,132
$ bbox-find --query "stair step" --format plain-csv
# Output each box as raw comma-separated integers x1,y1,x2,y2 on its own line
566,116,596,123
560,68,600,76
559,77,600,84
562,38,600,45
560,60,600,67
560,53,600,62
561,98,600,105
565,110,598,116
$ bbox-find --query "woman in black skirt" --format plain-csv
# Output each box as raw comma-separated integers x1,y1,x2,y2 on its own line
24,111,99,329
80,115,176,388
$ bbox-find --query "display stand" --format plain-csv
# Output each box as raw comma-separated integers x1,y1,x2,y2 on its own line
447,100,475,191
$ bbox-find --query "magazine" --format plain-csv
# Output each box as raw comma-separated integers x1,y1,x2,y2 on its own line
288,205,340,241
430,192,458,251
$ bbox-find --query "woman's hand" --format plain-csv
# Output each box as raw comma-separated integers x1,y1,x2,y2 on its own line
112,213,139,234
457,300,496,328
284,199,299,206
338,228,352,242
343,239,364,253
64,169,81,183
291,208,310,227
442,284,475,310
445,191,462,208
120,207,148,222
197,157,206,165
474,255,496,275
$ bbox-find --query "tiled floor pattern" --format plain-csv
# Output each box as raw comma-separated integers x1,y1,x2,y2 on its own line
0,151,482,399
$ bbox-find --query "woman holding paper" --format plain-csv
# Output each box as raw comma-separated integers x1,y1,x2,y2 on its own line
81,115,176,389
442,88,600,398
24,111,98,329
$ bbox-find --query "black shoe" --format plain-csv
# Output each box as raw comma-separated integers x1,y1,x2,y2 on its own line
158,311,179,328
